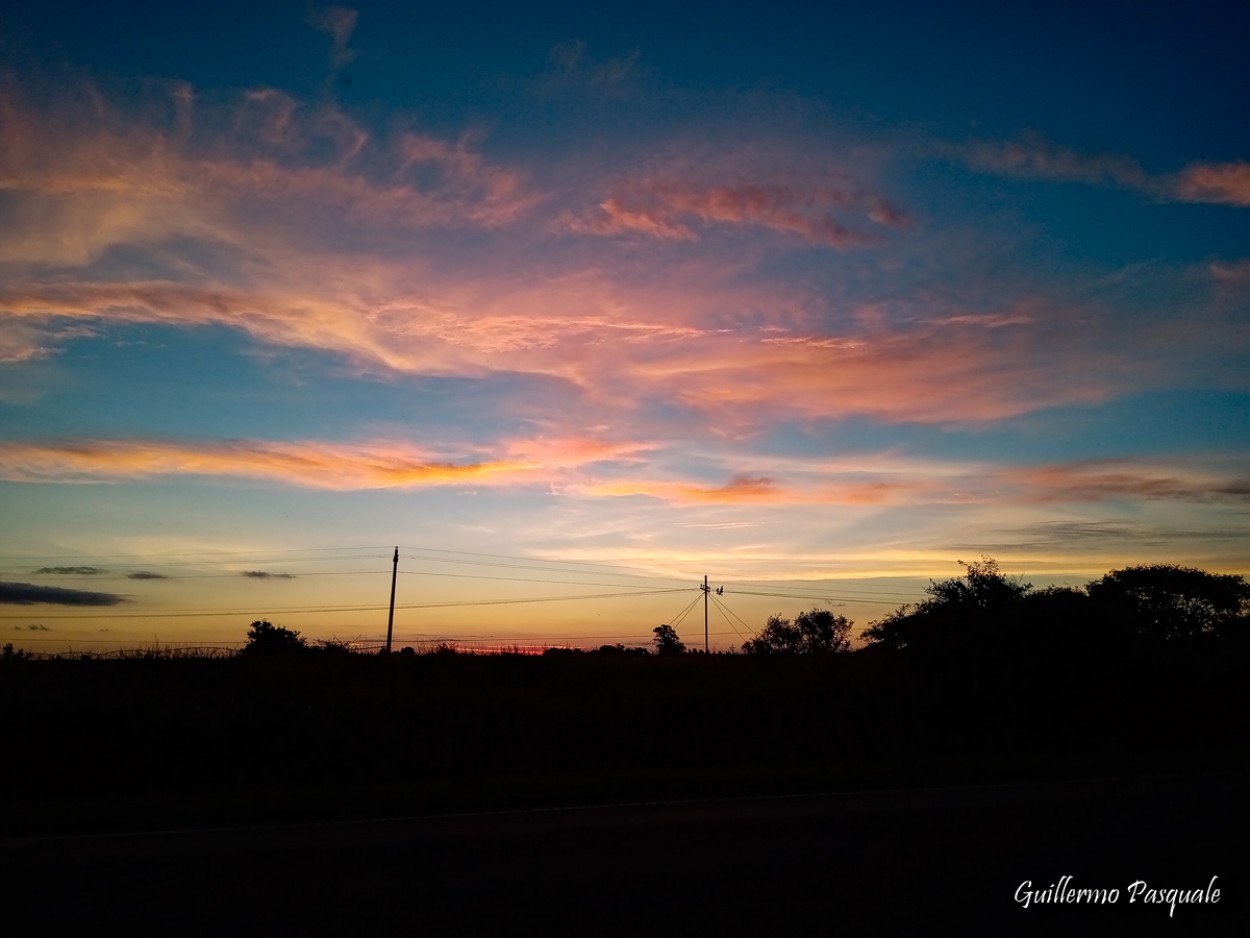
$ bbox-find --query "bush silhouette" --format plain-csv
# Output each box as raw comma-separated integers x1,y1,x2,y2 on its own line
241,619,307,657
742,608,852,654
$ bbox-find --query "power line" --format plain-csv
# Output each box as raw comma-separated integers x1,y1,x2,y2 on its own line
729,578,920,599
397,545,689,584
711,594,753,635
400,547,675,577
0,588,691,621
728,589,901,605
665,591,704,630
710,595,752,644
398,570,685,590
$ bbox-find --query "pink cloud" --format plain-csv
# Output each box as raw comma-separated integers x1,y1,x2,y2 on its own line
624,305,1134,426
0,274,1148,428
1174,162,1250,207
955,135,1149,189
954,135,1250,209
0,88,540,268
4,86,1241,438
563,174,902,247
1209,258,1250,283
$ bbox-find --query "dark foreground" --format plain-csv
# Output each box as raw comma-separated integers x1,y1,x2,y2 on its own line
3,769,1244,935
3,649,1247,933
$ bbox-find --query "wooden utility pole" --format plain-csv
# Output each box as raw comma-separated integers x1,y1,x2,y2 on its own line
385,546,398,654
701,574,710,653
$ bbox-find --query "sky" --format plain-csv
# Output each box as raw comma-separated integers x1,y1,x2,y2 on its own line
2,0,1248,652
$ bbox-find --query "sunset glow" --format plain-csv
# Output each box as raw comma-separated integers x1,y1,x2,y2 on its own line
2,1,1247,652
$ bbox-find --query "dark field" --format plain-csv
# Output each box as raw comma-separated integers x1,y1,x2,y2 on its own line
2,647,1247,933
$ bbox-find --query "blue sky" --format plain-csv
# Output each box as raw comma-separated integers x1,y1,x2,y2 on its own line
2,1,1248,651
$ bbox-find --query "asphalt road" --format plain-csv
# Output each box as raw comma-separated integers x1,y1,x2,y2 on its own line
3,769,1245,935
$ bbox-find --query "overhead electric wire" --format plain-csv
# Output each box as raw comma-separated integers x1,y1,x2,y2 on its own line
400,543,679,574
397,545,689,585
728,579,922,599
0,588,690,620
710,594,753,643
729,588,902,605
666,591,704,629
396,588,689,610
711,593,753,634
398,569,687,591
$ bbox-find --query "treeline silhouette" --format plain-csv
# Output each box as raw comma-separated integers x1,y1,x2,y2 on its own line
2,560,1247,836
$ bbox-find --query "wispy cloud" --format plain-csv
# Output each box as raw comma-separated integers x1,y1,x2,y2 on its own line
0,86,539,270
32,566,107,575
951,134,1250,207
536,41,647,100
241,570,297,579
953,134,1150,189
1003,459,1250,504
1209,258,1250,283
310,6,359,76
0,435,651,490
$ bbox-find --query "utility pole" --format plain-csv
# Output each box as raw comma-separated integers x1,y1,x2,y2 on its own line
385,546,398,654
701,574,710,653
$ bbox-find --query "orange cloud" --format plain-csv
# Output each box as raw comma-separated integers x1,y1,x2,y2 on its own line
578,457,964,507
0,436,649,490
687,474,776,500
582,475,785,504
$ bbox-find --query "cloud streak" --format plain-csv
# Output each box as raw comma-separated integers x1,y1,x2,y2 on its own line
0,582,124,606
952,134,1250,207
562,175,904,247
0,274,1150,427
0,436,649,490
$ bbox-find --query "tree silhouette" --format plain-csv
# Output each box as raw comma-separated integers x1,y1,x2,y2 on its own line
742,608,852,655
862,557,1030,652
652,624,686,655
241,619,307,656
1086,565,1250,642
